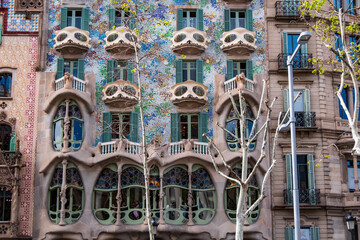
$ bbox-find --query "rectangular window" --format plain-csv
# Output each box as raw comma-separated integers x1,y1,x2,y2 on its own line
111,113,130,140
347,160,360,191
182,10,197,28
114,61,128,81
230,11,246,30
338,86,348,119
285,226,319,240
180,114,199,140
0,187,11,221
115,9,131,27
0,73,12,97
67,9,82,29
182,61,197,82
297,155,308,190
334,0,342,10
233,61,247,77
347,0,356,15
64,60,79,77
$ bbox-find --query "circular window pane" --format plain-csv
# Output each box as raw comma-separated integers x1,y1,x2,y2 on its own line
105,86,118,96
123,86,136,96
174,34,186,43
57,33,68,42
125,33,137,42
192,86,205,96
95,210,110,221
244,34,255,43
175,86,187,96
74,32,87,42
107,33,118,42
225,34,237,43
193,33,204,42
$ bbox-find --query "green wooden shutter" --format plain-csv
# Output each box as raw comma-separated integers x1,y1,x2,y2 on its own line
301,42,308,68
303,89,311,127
9,130,16,151
224,9,230,32
198,112,208,142
78,59,85,80
310,227,320,240
130,112,139,143
245,9,253,31
171,113,180,142
246,60,253,80
227,60,233,80
307,154,316,205
127,61,134,83
283,89,289,112
107,59,115,83
129,18,136,30
283,32,288,54
285,227,294,240
196,59,203,84
176,60,183,84
60,8,68,29
109,8,116,30
177,9,183,30
56,58,65,79
81,8,90,31
285,154,293,205
196,9,203,31
103,112,112,142
0,24,2,45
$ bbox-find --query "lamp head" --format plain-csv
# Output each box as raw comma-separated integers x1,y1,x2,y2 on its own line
346,212,357,231
297,31,312,45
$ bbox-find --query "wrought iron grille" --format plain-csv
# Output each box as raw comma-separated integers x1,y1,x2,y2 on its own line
278,53,313,69
283,189,321,205
275,1,301,17
280,111,316,127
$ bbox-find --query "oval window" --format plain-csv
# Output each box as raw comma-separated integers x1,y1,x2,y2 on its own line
57,33,68,42
123,86,136,96
107,33,118,42
105,85,118,96
192,86,205,96
244,34,255,43
125,33,137,42
193,33,204,43
74,32,87,42
224,34,237,43
174,34,186,43
175,86,188,96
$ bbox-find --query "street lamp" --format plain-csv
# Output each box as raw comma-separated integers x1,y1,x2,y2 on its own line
279,31,311,240
346,212,357,240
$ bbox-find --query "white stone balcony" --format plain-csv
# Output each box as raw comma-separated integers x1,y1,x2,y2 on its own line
171,27,208,54
99,139,142,155
224,73,255,93
55,73,87,92
220,28,257,55
168,140,210,155
170,80,208,109
102,80,139,108
104,27,140,54
54,26,91,54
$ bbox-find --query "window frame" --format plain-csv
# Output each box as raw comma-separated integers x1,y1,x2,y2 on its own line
230,10,246,30
110,112,131,140
0,72,12,98
182,61,197,82
180,113,199,140
64,60,79,78
114,60,128,81
0,186,11,221
67,9,82,29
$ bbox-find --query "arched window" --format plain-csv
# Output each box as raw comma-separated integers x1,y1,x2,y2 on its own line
163,165,189,225
0,186,11,221
191,165,216,225
48,162,84,224
224,163,260,224
53,100,84,152
0,73,12,97
225,103,255,152
0,124,12,151
93,164,118,225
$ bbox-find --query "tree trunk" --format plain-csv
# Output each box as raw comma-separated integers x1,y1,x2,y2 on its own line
235,185,247,240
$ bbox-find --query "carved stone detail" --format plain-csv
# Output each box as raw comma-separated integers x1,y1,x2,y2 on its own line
220,28,257,55
102,80,139,108
170,80,208,109
104,27,140,54
54,27,91,54
171,27,209,54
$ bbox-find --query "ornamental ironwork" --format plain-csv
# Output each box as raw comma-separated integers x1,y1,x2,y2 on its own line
280,111,316,128
278,53,313,69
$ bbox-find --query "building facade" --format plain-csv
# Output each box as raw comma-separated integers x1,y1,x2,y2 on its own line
0,0,42,238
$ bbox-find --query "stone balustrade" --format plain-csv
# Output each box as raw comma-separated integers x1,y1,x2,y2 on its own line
223,73,255,93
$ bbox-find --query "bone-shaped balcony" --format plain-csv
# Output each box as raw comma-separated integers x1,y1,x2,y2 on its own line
104,27,140,54
170,80,208,109
54,26,91,54
171,27,208,55
220,28,257,55
102,80,139,108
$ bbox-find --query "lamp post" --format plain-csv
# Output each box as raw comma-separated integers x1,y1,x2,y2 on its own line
280,31,312,240
346,212,357,240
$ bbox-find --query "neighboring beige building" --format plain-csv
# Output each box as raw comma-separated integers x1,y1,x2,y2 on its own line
266,0,360,239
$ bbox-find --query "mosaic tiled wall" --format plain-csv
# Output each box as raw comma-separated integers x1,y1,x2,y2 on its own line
45,0,266,144
0,36,39,236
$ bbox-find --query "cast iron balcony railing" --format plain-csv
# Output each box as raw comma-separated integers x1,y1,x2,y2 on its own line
284,189,321,205
278,53,313,70
275,1,301,18
280,111,316,128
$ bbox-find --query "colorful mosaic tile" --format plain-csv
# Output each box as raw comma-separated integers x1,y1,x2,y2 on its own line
5,0,39,32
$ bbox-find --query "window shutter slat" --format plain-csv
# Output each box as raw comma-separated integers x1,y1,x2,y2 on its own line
129,18,136,30
301,42,308,68
127,61,134,83
107,59,115,83
109,8,116,30
177,9,183,31
310,227,320,240
130,112,139,143
307,154,316,205
283,89,289,112
339,87,347,119
246,60,253,80
224,9,230,32
226,60,233,81
56,58,65,79
60,8,68,29
303,89,311,127
9,129,16,151
196,59,203,84
78,59,85,80
285,226,294,240
196,9,203,31
198,112,208,142
176,60,183,84
285,154,293,205
171,113,180,142
103,112,112,142
245,9,253,31
81,8,90,31
283,32,288,55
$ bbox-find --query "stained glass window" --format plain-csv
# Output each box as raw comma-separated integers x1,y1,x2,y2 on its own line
48,162,84,225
